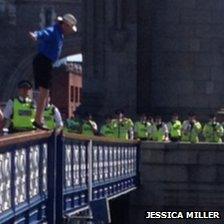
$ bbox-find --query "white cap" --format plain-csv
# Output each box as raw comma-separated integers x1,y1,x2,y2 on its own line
57,13,77,32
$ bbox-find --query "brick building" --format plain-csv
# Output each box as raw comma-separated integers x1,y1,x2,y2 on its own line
51,61,82,120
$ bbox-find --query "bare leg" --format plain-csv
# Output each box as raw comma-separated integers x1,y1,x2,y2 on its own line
0,109,3,122
35,87,49,124
0,109,4,133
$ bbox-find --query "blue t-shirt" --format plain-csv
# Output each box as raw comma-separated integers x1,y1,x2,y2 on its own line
34,23,64,62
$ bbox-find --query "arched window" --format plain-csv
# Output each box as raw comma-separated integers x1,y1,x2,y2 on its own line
45,8,52,26
7,3,16,25
39,6,56,28
0,0,6,14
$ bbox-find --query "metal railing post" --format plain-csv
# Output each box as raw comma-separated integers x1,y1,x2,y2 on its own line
88,140,93,203
47,133,57,224
56,132,64,224
136,144,141,186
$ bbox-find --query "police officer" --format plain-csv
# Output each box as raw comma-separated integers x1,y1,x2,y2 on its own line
134,114,151,140
181,112,202,143
2,80,36,133
203,114,223,143
100,115,115,138
64,110,83,134
150,115,169,142
82,113,98,136
112,110,134,140
167,112,182,142
43,95,63,130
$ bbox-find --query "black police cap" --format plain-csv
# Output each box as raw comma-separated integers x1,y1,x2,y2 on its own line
209,113,216,118
188,112,196,117
115,109,124,115
17,80,32,89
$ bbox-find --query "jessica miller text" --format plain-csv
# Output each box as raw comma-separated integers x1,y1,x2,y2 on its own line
145,211,221,219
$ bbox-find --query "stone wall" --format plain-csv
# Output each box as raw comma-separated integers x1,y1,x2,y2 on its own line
147,0,224,116
82,0,137,117
83,0,224,118
129,141,224,224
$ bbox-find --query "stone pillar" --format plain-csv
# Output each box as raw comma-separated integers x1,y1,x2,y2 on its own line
136,0,152,113
82,0,138,117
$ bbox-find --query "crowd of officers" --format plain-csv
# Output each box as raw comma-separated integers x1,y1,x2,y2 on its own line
66,110,224,144
1,80,224,144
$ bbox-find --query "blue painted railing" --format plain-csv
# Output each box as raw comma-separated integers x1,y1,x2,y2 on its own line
0,131,140,223
0,131,51,224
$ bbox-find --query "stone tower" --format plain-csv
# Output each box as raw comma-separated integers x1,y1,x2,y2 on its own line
82,0,138,117
83,0,224,118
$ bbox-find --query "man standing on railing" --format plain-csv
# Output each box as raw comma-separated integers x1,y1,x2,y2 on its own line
1,80,36,133
29,13,77,130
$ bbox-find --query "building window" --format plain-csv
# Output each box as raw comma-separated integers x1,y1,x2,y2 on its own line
75,87,79,103
70,86,74,102
39,6,56,28
0,0,5,14
8,3,16,25
45,8,53,26
79,88,82,102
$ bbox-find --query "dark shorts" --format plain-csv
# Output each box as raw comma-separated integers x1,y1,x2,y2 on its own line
33,53,53,89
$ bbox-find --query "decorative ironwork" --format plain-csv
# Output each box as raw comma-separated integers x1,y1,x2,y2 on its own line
15,149,26,206
42,143,48,193
98,146,103,181
29,145,40,198
0,152,11,212
103,146,109,180
73,144,80,186
0,132,139,224
93,145,98,182
80,144,86,186
65,144,72,188
109,146,113,179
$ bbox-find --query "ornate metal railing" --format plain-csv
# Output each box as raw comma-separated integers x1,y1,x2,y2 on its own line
0,131,52,224
0,131,140,224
